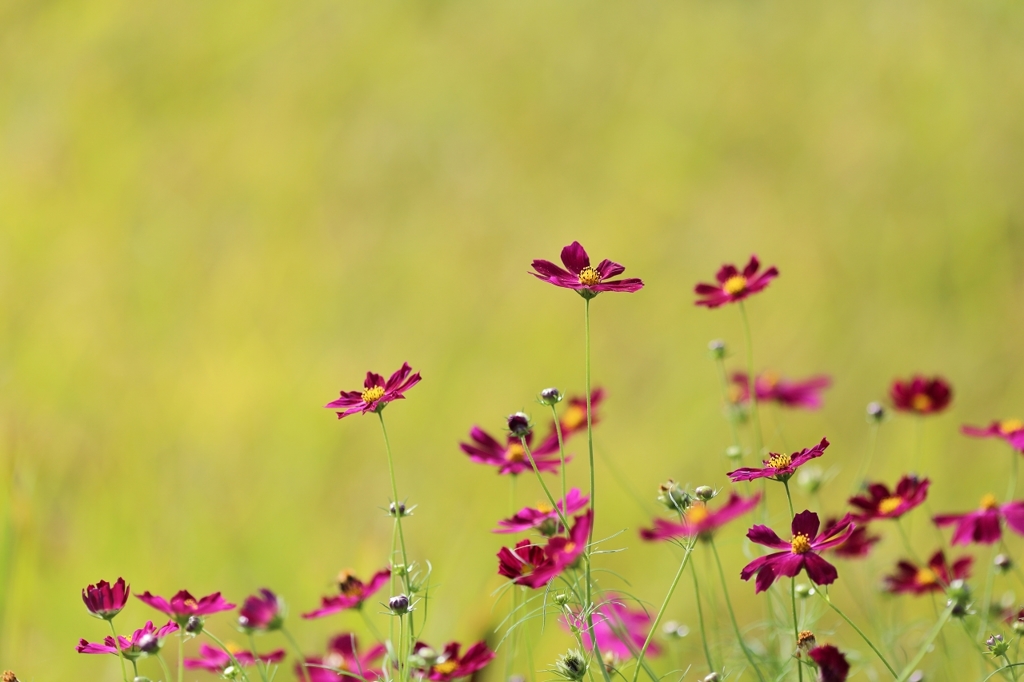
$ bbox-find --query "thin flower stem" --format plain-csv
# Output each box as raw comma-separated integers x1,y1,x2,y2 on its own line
959,620,1012,682
1003,655,1019,682
177,629,184,682
817,591,897,679
523,595,537,682
979,543,998,639
895,518,923,565
708,538,767,682
107,619,130,682
549,404,569,513
853,421,880,493
790,578,802,682
131,658,139,679
689,557,716,675
157,653,174,682
281,626,310,678
505,588,518,682
783,479,795,518
356,606,384,646
377,412,411,594
204,629,252,682
1008,447,1020,503
398,613,406,682
249,632,270,682
629,540,695,682
712,354,744,456
520,437,571,533
896,604,953,681
737,301,763,458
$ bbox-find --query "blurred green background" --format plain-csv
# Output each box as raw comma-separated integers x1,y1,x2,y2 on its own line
2,0,1024,678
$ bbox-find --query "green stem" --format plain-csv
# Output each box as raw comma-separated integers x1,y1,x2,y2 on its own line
853,421,880,493
818,591,897,678
107,619,129,682
896,605,953,681
177,629,184,682
549,403,569,512
204,629,252,682
1004,655,1020,682
737,301,763,458
520,437,571,532
358,606,385,645
783,479,795,518
689,557,716,675
1008,448,1020,503
791,578,802,682
281,626,310,678
378,412,411,593
629,541,695,682
896,518,923,565
131,658,139,679
708,538,766,682
712,354,744,456
249,632,269,682
157,653,174,682
984,665,1024,682
979,543,998,639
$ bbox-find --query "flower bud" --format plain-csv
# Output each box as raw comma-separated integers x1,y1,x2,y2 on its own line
185,616,204,635
389,501,408,517
2,673,19,682
391,563,409,577
539,388,562,406
866,402,886,423
137,633,160,655
995,554,1013,573
708,340,727,360
987,634,1009,657
507,412,532,438
222,665,241,680
602,651,618,672
725,445,743,460
907,672,924,682
794,584,815,599
389,594,411,615
661,620,688,638
1013,619,1024,635
657,480,692,513
538,518,559,537
408,646,438,670
703,674,720,682
554,649,588,682
694,486,715,502
553,591,571,607
796,466,824,495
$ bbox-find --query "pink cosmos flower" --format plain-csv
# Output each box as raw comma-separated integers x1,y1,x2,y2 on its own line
729,372,831,410
460,428,566,476
530,242,644,298
562,595,660,659
296,633,386,682
497,511,592,588
494,488,590,534
82,577,130,620
741,511,855,593
136,590,235,625
238,589,283,632
884,550,971,596
325,363,422,419
933,494,1024,545
184,643,285,673
808,645,850,682
694,255,779,308
76,620,179,658
962,420,1024,451
727,438,829,483
849,476,929,521
889,375,952,415
639,492,761,541
411,641,495,682
303,568,390,619
822,517,879,559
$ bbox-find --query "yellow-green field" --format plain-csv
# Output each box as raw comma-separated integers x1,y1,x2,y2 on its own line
2,0,1024,678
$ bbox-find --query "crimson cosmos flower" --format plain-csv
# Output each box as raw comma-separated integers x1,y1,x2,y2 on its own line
530,241,644,298
411,641,495,682
303,568,390,619
741,511,855,593
184,643,286,673
884,550,972,596
808,645,850,682
325,363,421,419
497,510,592,588
76,620,179,658
640,492,761,541
694,255,779,308
962,419,1024,450
849,475,930,521
933,494,1024,545
460,428,567,476
562,595,660,659
136,590,235,626
296,633,386,682
889,375,952,415
730,372,831,410
82,577,130,620
727,437,829,483
494,488,590,534
822,517,879,559
238,588,283,632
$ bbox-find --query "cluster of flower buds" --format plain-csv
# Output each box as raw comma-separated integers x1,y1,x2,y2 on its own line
657,480,693,513
553,649,588,681
987,634,1009,657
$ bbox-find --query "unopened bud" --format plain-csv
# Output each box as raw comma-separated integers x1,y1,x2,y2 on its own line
657,481,692,513
553,591,571,607
408,646,438,669
796,631,816,654
1013,619,1024,635
2,673,19,682
222,665,241,680
796,466,824,495
538,518,559,537
995,554,1013,572
389,594,411,614
987,634,1009,657
507,412,532,438
137,633,160,654
794,584,815,599
661,620,688,638
725,445,743,460
694,486,715,502
389,501,407,517
185,616,203,635
539,388,562,406
866,402,886,423
708,340,727,360
703,674,719,682
554,649,588,682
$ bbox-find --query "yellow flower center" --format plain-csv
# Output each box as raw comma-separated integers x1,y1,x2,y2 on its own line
362,386,385,404
767,453,792,469
338,570,363,596
225,641,244,655
563,406,587,431
184,598,198,609
878,496,903,515
981,493,999,510
915,568,937,586
433,660,460,676
1000,419,1024,434
505,443,527,463
563,541,577,553
685,505,710,525
536,502,554,514
578,267,602,287
911,394,932,411
791,534,812,554
722,275,748,295
761,370,780,388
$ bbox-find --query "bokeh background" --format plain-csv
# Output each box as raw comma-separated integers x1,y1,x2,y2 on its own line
3,0,1024,678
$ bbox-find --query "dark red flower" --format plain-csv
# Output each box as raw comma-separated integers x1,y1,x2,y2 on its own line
694,255,779,308
497,511,592,588
822,517,879,559
530,242,644,297
136,590,235,626
303,568,390,619
296,633,386,682
849,476,929,521
82,578,130,620
808,644,850,682
933,495,1024,545
727,438,829,483
460,427,566,476
730,372,831,410
411,641,495,681
889,375,952,415
494,488,590,534
962,420,1024,451
184,643,285,673
76,620,179,658
562,594,660,659
741,511,854,593
640,492,761,541
884,550,972,595
325,363,421,419
238,589,283,632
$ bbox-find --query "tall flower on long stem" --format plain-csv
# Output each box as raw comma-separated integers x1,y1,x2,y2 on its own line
741,511,855,593
727,438,829,483
324,363,421,419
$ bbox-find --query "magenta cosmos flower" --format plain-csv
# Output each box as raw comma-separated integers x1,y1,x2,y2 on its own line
238,588,283,632
962,419,1024,450
727,437,829,483
741,511,855,593
563,594,660,659
77,620,179,658
730,372,831,410
303,568,390,619
297,633,386,682
325,363,421,419
822,517,879,559
411,641,495,682
137,590,235,626
494,488,590,534
530,241,644,298
694,255,779,308
808,645,850,682
640,492,761,542
184,643,286,673
82,577,130,620
884,550,971,596
497,510,592,588
933,494,1024,545
849,475,929,521
460,427,566,476
889,375,952,415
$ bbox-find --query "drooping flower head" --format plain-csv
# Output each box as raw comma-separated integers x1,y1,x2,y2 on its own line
530,242,644,298
136,590,235,626
889,375,952,415
82,578,130,620
303,568,390,619
962,420,1024,451
822,517,879,559
808,644,850,682
238,589,284,632
730,372,831,410
184,643,286,673
727,438,829,483
494,489,590,534
325,363,421,419
849,475,930,521
296,633,387,682
410,641,495,682
741,511,855,593
460,427,566,476
640,492,761,542
497,510,592,588
694,255,779,308
562,595,660,659
76,620,179,658
933,495,1024,545
884,550,972,595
